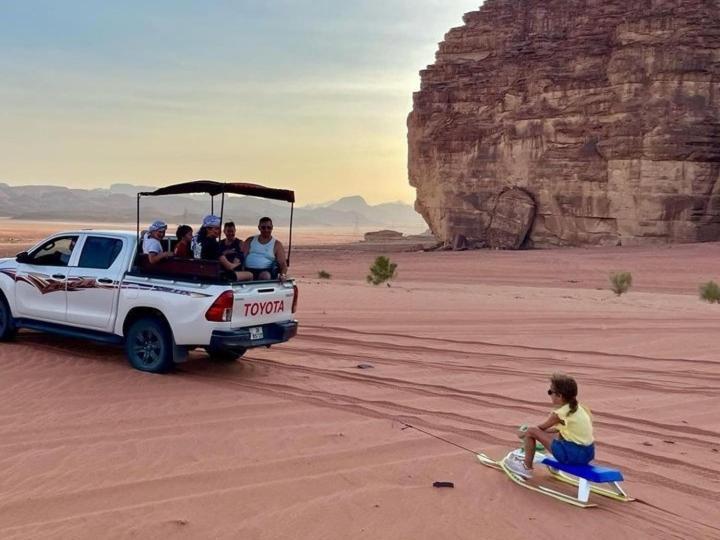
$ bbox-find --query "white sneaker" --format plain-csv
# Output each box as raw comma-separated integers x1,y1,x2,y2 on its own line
505,457,533,479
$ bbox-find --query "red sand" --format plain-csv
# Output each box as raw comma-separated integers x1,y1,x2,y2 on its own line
0,224,719,538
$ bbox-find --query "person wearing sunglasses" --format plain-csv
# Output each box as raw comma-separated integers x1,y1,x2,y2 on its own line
505,373,595,479
242,217,288,281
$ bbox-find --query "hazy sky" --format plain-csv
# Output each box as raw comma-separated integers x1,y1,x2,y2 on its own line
0,1,482,204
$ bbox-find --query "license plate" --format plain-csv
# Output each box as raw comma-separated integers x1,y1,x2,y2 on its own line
249,327,264,340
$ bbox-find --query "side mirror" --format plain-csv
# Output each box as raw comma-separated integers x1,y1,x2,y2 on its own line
15,251,30,263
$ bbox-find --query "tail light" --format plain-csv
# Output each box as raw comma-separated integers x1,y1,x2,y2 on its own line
206,291,234,322
291,284,299,313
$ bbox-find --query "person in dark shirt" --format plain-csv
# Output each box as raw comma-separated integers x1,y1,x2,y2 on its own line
220,221,244,266
174,225,193,258
196,215,252,281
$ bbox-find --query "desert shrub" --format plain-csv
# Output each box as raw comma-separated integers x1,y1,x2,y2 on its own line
318,270,331,279
699,281,720,304
367,256,397,286
609,272,632,296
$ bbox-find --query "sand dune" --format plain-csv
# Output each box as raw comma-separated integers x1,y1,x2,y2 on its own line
1,242,719,538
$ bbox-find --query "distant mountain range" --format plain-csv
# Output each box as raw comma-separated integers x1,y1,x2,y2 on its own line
0,183,427,232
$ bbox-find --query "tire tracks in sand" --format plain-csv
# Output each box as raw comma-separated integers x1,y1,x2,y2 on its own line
176,364,720,503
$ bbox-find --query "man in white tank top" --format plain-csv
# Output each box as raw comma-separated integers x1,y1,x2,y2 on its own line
242,217,288,281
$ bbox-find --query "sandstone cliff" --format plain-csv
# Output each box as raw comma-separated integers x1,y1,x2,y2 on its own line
408,0,720,247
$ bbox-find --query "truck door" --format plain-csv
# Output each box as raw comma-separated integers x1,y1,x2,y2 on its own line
15,235,79,322
65,235,125,331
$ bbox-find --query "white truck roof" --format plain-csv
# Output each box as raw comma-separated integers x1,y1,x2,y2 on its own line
56,230,138,240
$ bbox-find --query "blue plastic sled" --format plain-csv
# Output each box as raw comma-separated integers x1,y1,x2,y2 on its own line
540,456,632,503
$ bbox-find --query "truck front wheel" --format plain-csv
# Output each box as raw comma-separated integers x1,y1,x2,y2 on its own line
125,317,175,373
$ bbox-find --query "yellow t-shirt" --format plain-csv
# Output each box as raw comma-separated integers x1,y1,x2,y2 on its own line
555,403,594,445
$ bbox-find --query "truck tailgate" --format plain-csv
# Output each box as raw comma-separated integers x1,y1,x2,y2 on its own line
231,281,295,326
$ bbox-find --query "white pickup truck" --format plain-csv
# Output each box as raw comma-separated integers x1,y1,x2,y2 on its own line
0,229,298,373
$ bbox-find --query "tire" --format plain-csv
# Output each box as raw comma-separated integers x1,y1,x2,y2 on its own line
125,316,175,373
0,293,17,342
205,347,246,363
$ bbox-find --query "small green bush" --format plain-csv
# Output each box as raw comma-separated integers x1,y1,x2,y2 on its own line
367,256,397,286
609,272,632,296
699,281,720,304
317,270,331,279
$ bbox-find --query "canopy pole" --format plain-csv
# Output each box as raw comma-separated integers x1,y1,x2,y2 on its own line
287,202,294,267
136,194,141,241
220,191,225,227
211,195,214,215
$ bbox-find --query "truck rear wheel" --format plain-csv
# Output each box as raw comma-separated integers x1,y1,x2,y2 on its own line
0,294,17,341
205,347,246,362
125,316,175,373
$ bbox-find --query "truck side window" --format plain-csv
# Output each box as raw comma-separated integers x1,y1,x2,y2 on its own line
77,237,123,269
28,236,79,267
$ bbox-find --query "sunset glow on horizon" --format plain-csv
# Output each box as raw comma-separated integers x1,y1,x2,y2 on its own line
1,1,483,205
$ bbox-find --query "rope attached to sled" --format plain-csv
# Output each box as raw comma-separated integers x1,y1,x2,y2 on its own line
398,421,479,455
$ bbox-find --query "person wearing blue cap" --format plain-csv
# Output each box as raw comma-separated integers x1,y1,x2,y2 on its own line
195,215,252,281
142,220,174,264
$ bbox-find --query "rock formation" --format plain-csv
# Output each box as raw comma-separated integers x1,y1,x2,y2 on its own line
408,0,720,248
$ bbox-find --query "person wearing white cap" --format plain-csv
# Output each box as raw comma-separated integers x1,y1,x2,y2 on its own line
142,220,174,264
195,215,252,281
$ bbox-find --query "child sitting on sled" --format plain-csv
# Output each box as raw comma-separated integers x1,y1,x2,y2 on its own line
506,373,595,478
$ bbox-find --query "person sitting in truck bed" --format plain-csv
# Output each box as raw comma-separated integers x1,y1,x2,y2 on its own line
142,220,174,264
195,215,253,282
220,221,244,267
174,224,193,258
243,217,288,281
